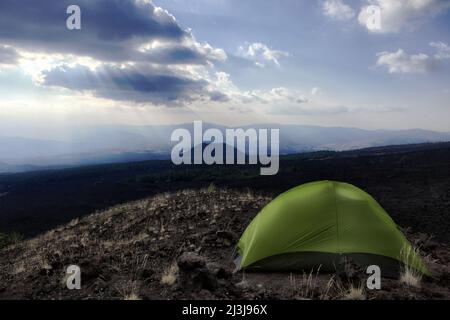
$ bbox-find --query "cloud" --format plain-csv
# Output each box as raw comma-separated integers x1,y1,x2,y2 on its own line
205,73,310,109
0,0,187,61
267,103,349,116
0,0,229,105
322,0,355,21
238,42,290,67
0,0,227,65
358,0,450,33
430,41,450,60
311,87,322,95
0,45,19,65
376,42,450,74
267,87,309,104
137,35,227,65
41,63,222,105
376,49,433,74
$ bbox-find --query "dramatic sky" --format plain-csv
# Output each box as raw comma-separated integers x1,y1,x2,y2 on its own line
0,0,449,138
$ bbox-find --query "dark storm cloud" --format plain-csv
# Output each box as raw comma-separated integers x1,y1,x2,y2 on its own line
209,91,230,102
0,0,214,64
42,64,214,104
141,45,210,65
0,0,229,104
0,46,19,65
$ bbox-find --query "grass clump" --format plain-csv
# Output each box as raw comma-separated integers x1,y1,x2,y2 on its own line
334,279,366,300
161,263,179,286
0,232,23,249
207,183,216,193
343,283,366,300
288,266,335,300
399,246,423,288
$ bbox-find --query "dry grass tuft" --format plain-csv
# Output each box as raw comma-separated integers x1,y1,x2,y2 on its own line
335,280,366,300
289,266,334,300
115,280,141,300
124,293,142,300
161,263,179,286
399,246,423,288
343,283,366,300
400,269,422,288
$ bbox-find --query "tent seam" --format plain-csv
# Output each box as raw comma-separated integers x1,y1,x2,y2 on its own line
331,181,341,254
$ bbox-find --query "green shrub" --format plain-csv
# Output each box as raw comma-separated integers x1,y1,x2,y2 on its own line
207,182,216,193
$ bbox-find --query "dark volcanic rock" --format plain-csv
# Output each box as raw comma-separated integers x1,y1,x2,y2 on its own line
177,252,218,291
177,252,207,271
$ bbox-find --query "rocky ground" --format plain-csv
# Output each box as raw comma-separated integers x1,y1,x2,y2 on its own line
0,188,449,300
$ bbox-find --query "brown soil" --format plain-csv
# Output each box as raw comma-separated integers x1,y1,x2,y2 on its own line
0,188,449,300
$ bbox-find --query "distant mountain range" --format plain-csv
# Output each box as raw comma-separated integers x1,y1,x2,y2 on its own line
0,123,449,173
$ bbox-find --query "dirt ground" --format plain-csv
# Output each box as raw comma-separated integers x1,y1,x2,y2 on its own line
0,188,449,300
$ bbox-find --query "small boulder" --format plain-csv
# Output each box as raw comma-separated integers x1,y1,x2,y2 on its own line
177,252,206,271
176,252,218,291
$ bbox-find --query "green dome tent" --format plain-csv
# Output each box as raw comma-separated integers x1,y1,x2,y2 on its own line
235,181,429,277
